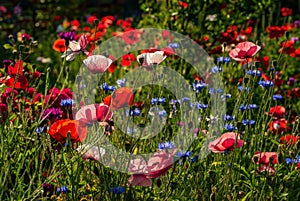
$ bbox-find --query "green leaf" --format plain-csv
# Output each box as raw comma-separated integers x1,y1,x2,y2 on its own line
3,44,13,50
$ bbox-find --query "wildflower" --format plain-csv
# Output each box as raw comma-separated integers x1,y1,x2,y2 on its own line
176,151,192,159
221,93,231,101
238,86,250,91
268,119,288,134
208,132,244,153
57,186,68,194
110,186,125,194
75,103,113,124
229,42,261,61
48,119,88,144
285,158,293,164
60,98,74,107
280,7,292,16
43,108,62,121
61,35,89,61
268,106,285,118
52,39,66,52
158,142,175,150
194,103,208,109
280,135,298,145
121,53,135,66
242,119,256,125
122,29,141,45
248,104,258,109
59,31,75,41
252,152,278,165
127,151,174,186
272,94,283,100
100,82,115,92
259,80,274,87
158,97,166,104
224,115,235,121
83,55,113,74
192,81,207,93
116,78,126,87
217,57,231,63
137,50,167,67
128,108,141,116
209,88,224,94
168,43,179,49
211,66,222,73
21,33,31,41
247,69,261,76
224,123,237,131
158,110,167,117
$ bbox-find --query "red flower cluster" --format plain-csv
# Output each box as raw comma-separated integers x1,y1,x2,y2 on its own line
280,7,292,17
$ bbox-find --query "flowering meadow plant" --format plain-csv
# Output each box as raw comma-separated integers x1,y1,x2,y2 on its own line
0,1,299,200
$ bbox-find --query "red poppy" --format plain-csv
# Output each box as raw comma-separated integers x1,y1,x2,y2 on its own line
121,53,135,66
219,26,238,44
101,15,114,28
178,1,188,9
240,27,253,36
7,60,23,75
103,87,134,110
116,19,131,29
266,24,292,39
122,29,140,45
280,135,299,145
280,7,292,16
229,42,261,61
70,20,80,28
208,132,244,153
52,39,66,52
87,15,98,24
268,119,289,134
48,119,88,144
75,103,113,124
269,106,285,118
5,75,28,89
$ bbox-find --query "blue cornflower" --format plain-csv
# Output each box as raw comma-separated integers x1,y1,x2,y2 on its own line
57,186,68,194
242,119,256,125
224,115,235,121
224,57,231,63
224,123,237,131
168,42,180,49
127,108,141,116
126,127,136,135
238,86,250,91
209,88,223,94
295,155,300,164
100,82,115,91
176,151,192,159
270,67,275,71
116,78,126,87
36,126,44,134
158,110,167,117
259,80,274,87
158,142,175,150
182,97,190,102
192,82,207,93
272,94,283,100
217,57,230,64
171,99,180,104
110,186,125,194
247,69,261,76
239,105,248,111
211,66,223,73
221,93,231,101
194,103,208,109
191,156,198,163
248,104,258,109
60,99,74,107
286,158,293,165
151,98,158,104
158,97,166,104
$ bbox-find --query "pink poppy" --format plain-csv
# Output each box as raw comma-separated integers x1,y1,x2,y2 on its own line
127,151,174,186
252,152,278,165
136,51,167,67
258,165,276,175
208,132,244,153
127,174,152,187
83,55,113,74
75,103,113,124
229,42,261,61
